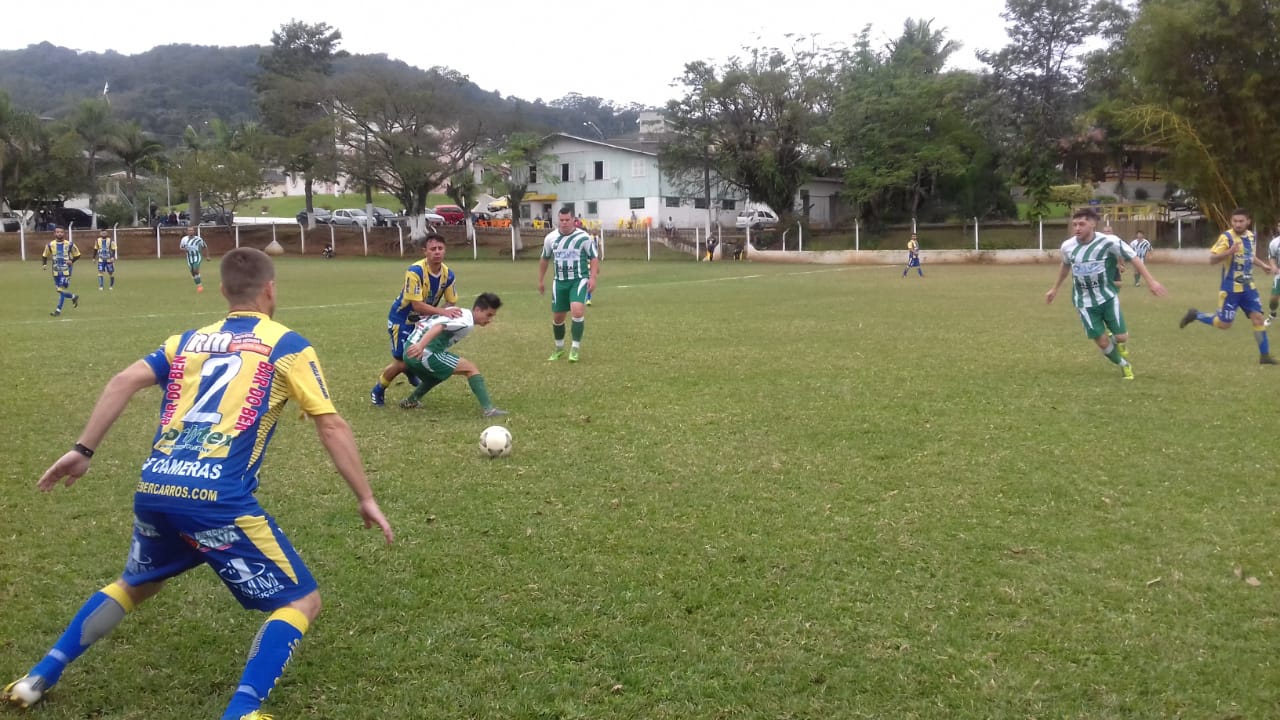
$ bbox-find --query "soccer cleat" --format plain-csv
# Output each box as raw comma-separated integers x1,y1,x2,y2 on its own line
98,287,103,291
71,294,79,308
1267,316,1275,328
482,407,509,417
196,285,204,293
398,398,421,409
547,349,566,361
370,384,386,407
1179,308,1199,329
49,310,60,317
238,713,274,720
4,675,48,708
1261,354,1279,365
585,299,592,306
568,349,580,363
1121,364,1134,380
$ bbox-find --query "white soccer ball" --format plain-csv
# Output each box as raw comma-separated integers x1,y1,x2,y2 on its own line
479,425,512,457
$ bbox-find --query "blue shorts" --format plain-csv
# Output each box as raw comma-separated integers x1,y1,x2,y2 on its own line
387,321,412,361
907,256,921,267
1216,288,1264,323
98,261,115,273
53,274,71,289
123,507,317,611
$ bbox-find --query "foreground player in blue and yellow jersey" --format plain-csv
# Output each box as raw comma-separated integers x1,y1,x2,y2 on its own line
4,248,394,720
1179,207,1278,364
41,225,80,316
93,229,117,290
370,233,462,405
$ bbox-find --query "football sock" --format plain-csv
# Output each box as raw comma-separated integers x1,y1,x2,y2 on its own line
31,584,133,686
56,293,66,311
220,608,308,720
1198,313,1218,327
408,375,445,401
98,275,104,289
571,317,585,343
553,322,566,347
109,276,114,288
193,274,202,287
376,370,397,390
467,374,494,409
1271,298,1278,314
1256,329,1271,355
1100,338,1124,366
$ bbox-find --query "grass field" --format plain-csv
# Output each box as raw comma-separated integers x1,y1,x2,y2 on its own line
2,256,1279,719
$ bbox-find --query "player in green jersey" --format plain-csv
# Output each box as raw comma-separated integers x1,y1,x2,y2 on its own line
399,293,507,417
538,207,599,363
1045,207,1167,379
179,226,208,293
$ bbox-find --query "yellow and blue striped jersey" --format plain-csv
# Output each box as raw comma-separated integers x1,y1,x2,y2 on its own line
1213,229,1258,293
907,238,919,259
42,239,80,275
137,312,337,516
388,260,457,325
94,236,117,261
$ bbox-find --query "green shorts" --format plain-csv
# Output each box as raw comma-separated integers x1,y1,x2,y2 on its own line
550,278,590,313
406,351,460,382
1077,297,1127,339
188,259,203,273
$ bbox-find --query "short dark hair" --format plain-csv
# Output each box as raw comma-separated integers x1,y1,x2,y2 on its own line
1072,207,1100,221
473,292,502,311
220,248,275,304
424,233,446,247
558,206,574,217
1231,207,1251,218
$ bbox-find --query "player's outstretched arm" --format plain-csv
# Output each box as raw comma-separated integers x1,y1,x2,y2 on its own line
313,413,394,544
38,360,157,491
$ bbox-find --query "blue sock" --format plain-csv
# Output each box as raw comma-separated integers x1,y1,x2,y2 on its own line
1196,313,1215,326
110,276,115,288
31,585,133,686
1257,329,1270,355
98,276,104,289
221,608,309,720
56,293,66,310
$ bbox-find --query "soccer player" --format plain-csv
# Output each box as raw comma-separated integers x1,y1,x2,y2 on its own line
399,292,508,417
179,225,208,292
538,207,599,363
1179,207,1278,364
93,229,117,290
902,233,923,278
1130,230,1153,287
41,225,80,316
1045,207,1167,379
1266,222,1280,326
370,233,462,406
2,247,394,720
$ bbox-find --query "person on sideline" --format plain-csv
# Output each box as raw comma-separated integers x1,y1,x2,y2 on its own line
1045,207,1167,379
1179,207,1278,364
538,207,599,363
902,233,923,278
3,247,393,720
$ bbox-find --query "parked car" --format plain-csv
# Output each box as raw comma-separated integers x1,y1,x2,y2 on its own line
1167,190,1198,212
50,207,105,230
433,204,466,225
735,208,779,230
331,208,373,226
424,211,445,226
371,207,402,227
0,211,22,232
296,208,333,225
200,208,235,226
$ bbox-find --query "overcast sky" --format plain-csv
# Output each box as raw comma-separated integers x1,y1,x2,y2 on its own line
3,0,1015,106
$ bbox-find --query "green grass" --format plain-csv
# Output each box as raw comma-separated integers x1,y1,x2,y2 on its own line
2,257,1279,719
173,192,455,217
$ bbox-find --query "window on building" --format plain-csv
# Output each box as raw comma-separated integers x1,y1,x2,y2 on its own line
586,201,598,215
694,197,708,209
528,165,537,183
664,196,680,208
631,159,647,177
561,163,570,182
721,199,736,210
593,161,604,180
521,204,532,219
629,197,645,210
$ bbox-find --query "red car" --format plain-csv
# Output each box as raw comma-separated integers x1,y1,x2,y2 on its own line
433,204,466,225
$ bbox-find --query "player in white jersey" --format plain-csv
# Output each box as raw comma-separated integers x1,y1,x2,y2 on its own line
1129,231,1153,287
538,207,599,363
1045,207,1167,379
178,226,208,293
398,292,507,416
1267,223,1280,326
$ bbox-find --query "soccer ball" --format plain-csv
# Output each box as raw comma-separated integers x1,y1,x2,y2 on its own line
479,425,512,457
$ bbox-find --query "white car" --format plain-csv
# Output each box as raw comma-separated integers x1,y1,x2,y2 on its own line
331,208,373,226
423,211,445,225
735,209,779,230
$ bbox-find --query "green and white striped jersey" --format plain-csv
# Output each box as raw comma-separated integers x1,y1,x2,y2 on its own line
541,229,598,281
181,234,207,264
407,309,474,354
1060,233,1136,308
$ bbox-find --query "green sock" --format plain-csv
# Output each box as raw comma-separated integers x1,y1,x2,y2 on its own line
553,322,566,343
571,317,585,343
467,374,493,409
1103,345,1124,365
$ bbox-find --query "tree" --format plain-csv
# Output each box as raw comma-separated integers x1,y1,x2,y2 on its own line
1122,0,1280,225
663,43,834,227
832,21,991,223
69,98,117,227
256,20,346,227
111,121,165,225
481,132,558,251
979,0,1105,218
332,65,492,240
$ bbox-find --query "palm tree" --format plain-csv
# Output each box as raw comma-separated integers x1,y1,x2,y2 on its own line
70,98,116,228
112,122,165,226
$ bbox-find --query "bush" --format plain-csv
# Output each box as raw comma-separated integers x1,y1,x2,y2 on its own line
1094,196,1118,204
1048,184,1093,204
95,199,135,228
1133,187,1150,201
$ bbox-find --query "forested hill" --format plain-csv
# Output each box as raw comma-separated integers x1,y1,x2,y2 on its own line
0,42,645,142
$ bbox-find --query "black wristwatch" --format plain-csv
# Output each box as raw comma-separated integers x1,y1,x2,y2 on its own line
73,443,95,459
